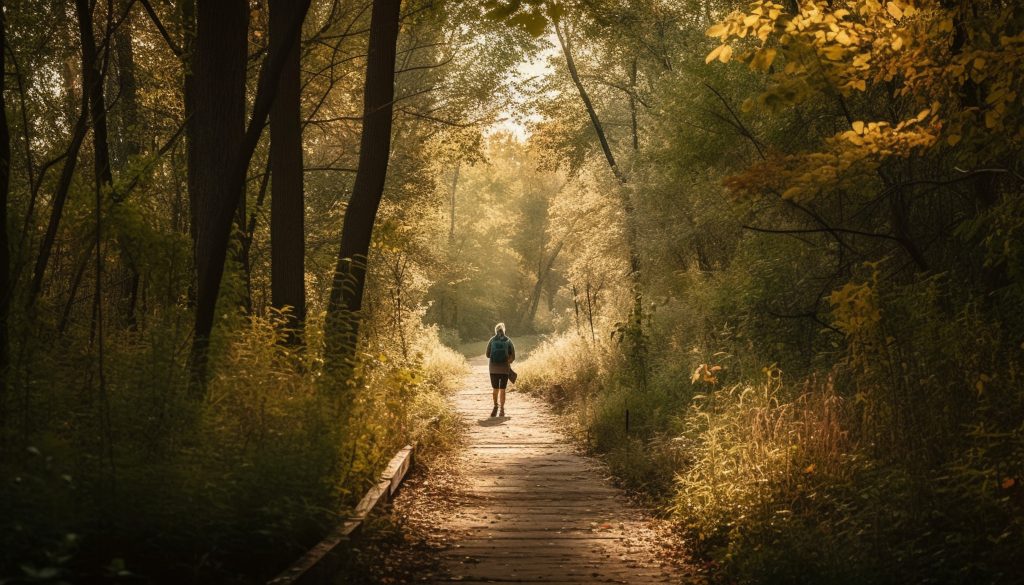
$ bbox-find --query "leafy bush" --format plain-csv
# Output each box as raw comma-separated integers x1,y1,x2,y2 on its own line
520,254,1024,584
0,311,466,583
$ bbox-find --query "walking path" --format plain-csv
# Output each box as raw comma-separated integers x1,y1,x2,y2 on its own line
427,356,684,584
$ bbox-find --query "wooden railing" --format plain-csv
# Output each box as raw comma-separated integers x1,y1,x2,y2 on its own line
267,418,439,585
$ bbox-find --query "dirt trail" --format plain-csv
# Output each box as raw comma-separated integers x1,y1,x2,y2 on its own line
419,356,686,584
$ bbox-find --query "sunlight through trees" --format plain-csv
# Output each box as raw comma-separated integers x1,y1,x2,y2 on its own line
1,0,1021,582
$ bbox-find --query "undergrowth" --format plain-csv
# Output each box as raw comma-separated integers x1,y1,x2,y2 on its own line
0,311,468,584
518,273,1024,584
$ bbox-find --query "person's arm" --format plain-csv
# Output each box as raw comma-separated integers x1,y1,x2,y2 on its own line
485,339,492,359
509,341,516,363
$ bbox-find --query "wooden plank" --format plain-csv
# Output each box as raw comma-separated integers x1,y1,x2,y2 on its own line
380,445,414,496
351,479,392,525
268,416,440,583
266,520,360,585
417,362,685,584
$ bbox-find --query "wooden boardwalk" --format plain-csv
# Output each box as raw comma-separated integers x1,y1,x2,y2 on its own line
428,357,683,584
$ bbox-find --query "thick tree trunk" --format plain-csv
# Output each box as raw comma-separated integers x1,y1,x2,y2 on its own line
187,0,248,388
75,0,116,345
113,0,140,164
77,0,114,201
269,0,307,341
187,0,311,389
325,0,402,380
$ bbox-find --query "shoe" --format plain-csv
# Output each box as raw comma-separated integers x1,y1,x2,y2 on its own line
490,405,498,417
499,408,505,417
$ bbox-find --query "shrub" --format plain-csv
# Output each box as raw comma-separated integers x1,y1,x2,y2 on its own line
0,312,467,583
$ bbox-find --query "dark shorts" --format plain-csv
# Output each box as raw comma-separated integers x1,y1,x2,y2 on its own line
490,374,509,389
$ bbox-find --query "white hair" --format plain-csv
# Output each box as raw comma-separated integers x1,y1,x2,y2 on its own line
495,322,506,335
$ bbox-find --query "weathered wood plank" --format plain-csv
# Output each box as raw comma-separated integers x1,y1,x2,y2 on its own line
268,429,431,583
266,520,360,585
380,445,414,496
351,479,391,523
421,358,688,584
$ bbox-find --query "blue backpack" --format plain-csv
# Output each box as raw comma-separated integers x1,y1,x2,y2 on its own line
490,336,510,363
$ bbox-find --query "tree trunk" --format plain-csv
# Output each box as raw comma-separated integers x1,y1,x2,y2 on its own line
77,0,116,490
554,19,642,284
888,187,928,271
77,0,114,207
0,0,11,392
571,284,581,336
555,19,646,386
325,0,403,380
270,0,307,341
629,57,639,152
520,239,564,331
188,0,311,389
113,0,142,327
28,96,89,309
585,281,596,342
187,0,248,388
75,0,118,347
448,163,460,245
180,0,197,313
113,0,140,164
554,20,624,183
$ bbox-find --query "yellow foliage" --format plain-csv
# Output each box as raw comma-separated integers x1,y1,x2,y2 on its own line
692,363,723,385
704,0,1024,158
829,267,882,337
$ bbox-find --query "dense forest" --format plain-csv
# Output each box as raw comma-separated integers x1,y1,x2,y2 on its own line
1,0,1021,583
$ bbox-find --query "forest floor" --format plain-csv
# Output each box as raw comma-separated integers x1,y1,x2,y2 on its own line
347,355,697,584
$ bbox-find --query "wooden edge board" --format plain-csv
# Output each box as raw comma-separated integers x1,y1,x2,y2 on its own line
265,520,360,585
380,445,414,496
268,415,441,585
351,479,392,521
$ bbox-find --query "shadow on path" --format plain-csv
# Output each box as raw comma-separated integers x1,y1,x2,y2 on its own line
476,417,509,427
415,362,693,584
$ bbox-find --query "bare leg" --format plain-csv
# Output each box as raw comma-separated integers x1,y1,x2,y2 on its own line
492,387,499,406
499,388,506,408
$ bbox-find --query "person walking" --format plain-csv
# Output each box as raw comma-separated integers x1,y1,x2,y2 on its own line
485,322,515,417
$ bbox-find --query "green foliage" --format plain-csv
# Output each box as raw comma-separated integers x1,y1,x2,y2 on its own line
422,135,576,339
3,0,1022,581
0,309,467,583
511,0,1024,581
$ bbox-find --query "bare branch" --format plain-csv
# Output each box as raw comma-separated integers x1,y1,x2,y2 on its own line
139,0,183,57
